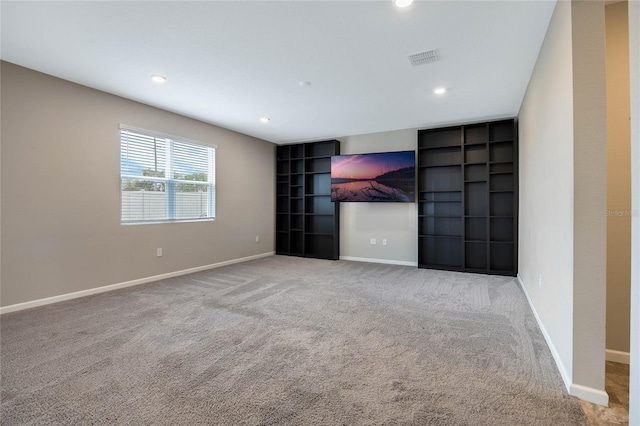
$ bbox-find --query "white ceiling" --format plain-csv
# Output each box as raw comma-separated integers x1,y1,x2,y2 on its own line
1,1,556,144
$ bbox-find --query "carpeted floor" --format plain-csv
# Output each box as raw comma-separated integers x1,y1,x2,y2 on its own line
1,256,587,425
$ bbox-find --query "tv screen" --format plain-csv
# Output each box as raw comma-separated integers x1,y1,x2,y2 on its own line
331,150,416,202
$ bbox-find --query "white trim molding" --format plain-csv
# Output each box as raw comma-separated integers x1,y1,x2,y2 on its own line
339,256,418,267
605,349,630,365
517,275,610,406
0,252,275,315
569,384,610,407
516,275,573,391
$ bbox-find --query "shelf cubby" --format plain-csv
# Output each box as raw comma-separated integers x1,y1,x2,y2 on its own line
305,157,331,173
290,144,304,159
489,120,514,142
276,232,289,254
277,161,289,175
489,162,513,174
419,236,463,268
464,182,487,216
290,231,304,256
464,145,488,164
421,166,462,192
490,217,514,242
305,141,336,158
465,217,487,241
304,235,335,259
305,215,334,235
291,160,304,174
464,164,486,182
465,242,487,270
419,146,462,167
490,173,513,191
418,127,462,149
305,173,331,195
489,142,513,163
490,242,515,272
419,216,462,237
490,192,514,217
464,124,487,145
276,214,289,232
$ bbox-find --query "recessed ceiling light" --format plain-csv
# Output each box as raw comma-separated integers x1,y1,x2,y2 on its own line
395,0,413,7
151,75,167,83
434,87,446,95
299,81,311,87
260,117,270,123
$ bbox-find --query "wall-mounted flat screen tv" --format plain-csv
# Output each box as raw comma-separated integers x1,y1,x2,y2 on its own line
331,150,415,202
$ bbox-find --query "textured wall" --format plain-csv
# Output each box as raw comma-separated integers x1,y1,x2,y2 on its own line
518,0,576,388
628,0,640,423
518,0,608,404
570,0,607,397
605,0,631,355
0,62,275,307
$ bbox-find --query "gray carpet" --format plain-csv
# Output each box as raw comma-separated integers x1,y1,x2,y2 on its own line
1,256,587,425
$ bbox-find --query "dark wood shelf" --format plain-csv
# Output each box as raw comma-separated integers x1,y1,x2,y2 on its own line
276,141,340,260
420,164,462,169
418,119,517,276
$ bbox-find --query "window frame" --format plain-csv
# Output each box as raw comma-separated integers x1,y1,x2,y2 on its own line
119,124,217,225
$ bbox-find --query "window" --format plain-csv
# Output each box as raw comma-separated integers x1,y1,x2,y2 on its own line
120,125,216,224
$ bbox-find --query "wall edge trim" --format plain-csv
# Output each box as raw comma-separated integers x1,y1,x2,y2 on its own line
339,256,418,267
516,274,573,392
605,348,630,365
0,252,275,314
569,383,610,406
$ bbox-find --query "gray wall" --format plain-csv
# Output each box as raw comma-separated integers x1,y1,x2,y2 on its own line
0,62,275,308
570,0,607,398
605,0,631,356
518,0,607,404
518,0,576,387
628,0,640,422
337,128,417,265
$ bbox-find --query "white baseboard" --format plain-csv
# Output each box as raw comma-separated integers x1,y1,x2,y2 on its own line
516,275,573,392
339,256,418,267
605,348,630,365
516,275,609,407
570,383,609,406
0,252,275,315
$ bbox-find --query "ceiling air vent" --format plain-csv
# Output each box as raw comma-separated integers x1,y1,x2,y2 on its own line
408,49,439,67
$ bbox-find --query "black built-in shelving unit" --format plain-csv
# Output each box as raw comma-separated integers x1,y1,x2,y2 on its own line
276,140,340,260
417,119,518,276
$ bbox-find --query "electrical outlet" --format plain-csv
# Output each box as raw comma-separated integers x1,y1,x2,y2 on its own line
382,239,387,246
538,274,542,288
370,238,377,245
157,248,163,257
255,235,260,243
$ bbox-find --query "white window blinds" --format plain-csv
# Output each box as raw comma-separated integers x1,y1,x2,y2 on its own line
120,126,216,224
